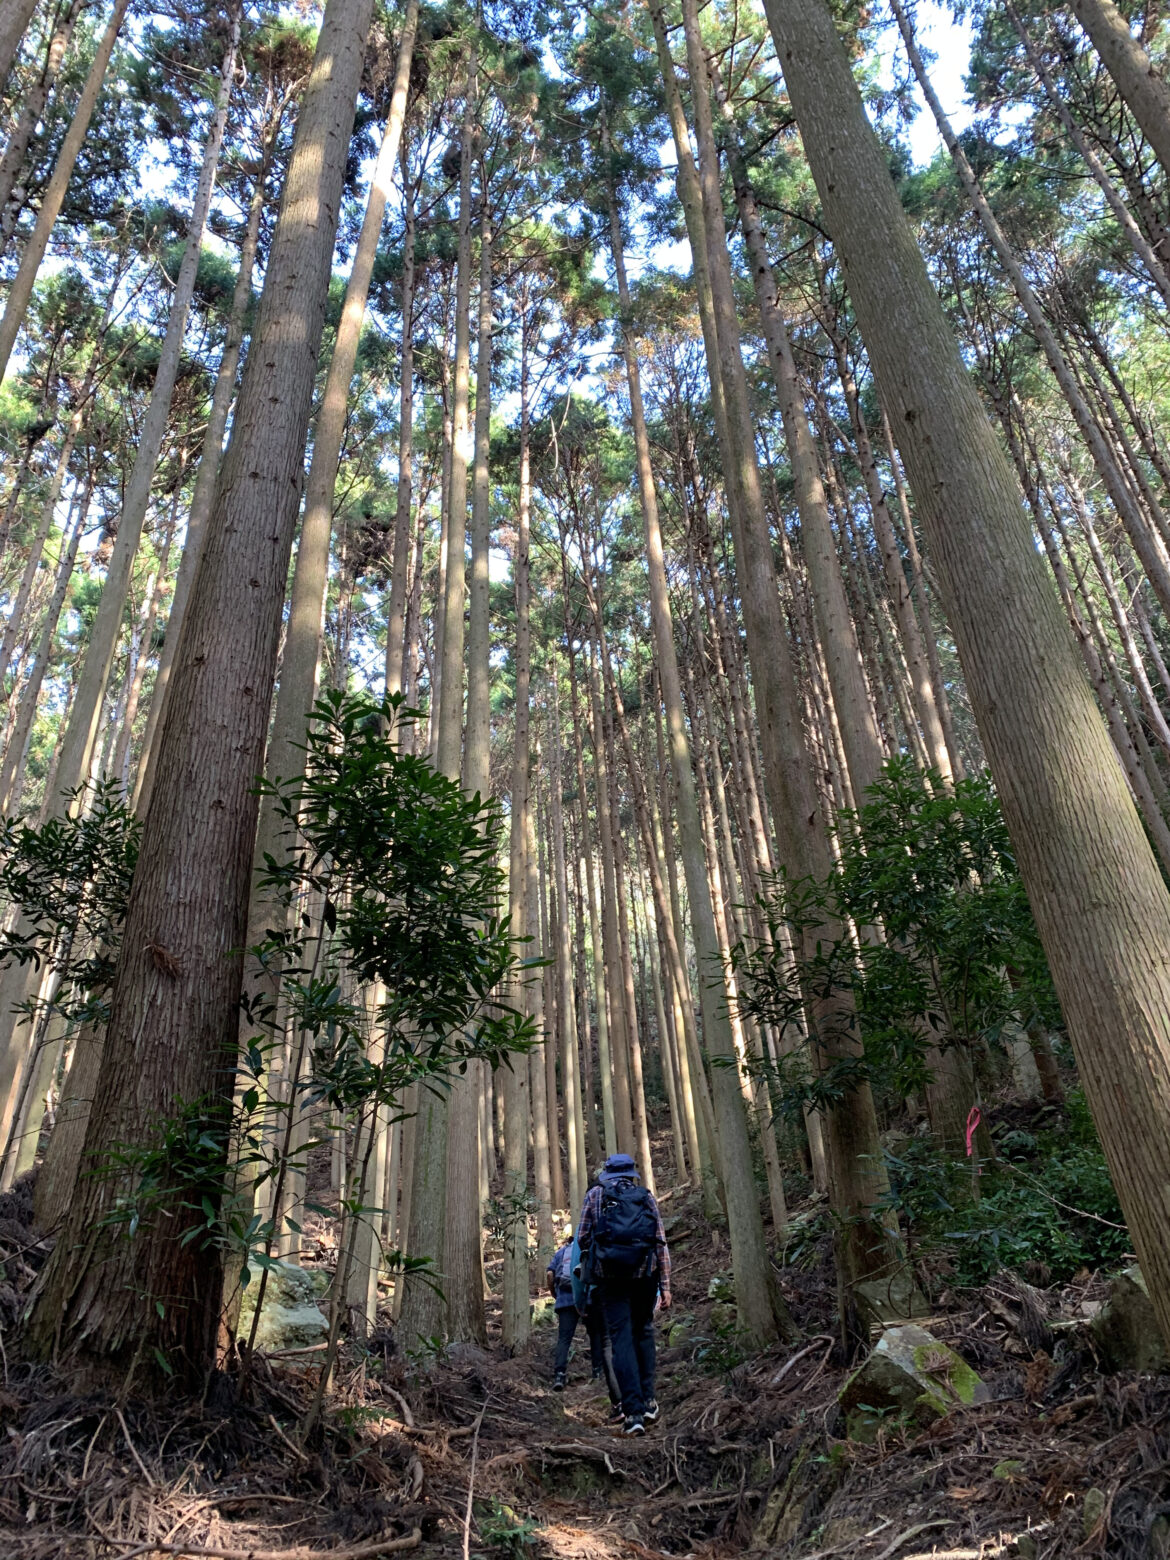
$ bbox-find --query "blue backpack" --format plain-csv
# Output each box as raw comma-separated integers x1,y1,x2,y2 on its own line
594,1179,659,1274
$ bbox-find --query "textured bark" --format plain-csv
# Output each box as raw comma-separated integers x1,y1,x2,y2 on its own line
384,170,415,698
23,0,374,1388
765,0,1170,1346
110,498,179,790
1006,4,1170,306
447,166,493,1347
43,8,238,826
671,0,899,1291
890,0,1170,625
1069,0,1170,178
135,116,280,813
0,0,131,380
399,40,476,1352
0,0,86,243
0,0,36,88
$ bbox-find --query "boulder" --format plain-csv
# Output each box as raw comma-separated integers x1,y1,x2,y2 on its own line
666,1313,696,1348
853,1267,931,1328
709,1300,737,1332
531,1295,556,1328
707,1272,735,1303
239,1259,329,1351
1090,1266,1170,1373
839,1323,989,1443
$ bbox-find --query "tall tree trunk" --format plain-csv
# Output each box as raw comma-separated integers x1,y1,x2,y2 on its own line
0,406,83,692
550,682,587,1213
0,0,86,243
0,479,87,812
672,0,900,1294
702,62,884,798
890,0,1170,623
23,0,374,1389
0,0,38,90
765,0,1170,1347
1068,0,1170,179
134,137,274,812
0,0,132,379
447,154,493,1348
384,165,415,699
586,636,635,1153
602,113,783,1326
35,6,238,827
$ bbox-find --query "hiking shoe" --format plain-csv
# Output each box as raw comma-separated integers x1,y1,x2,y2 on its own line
622,1416,645,1437
643,1399,660,1424
610,1403,625,1422
553,1373,566,1392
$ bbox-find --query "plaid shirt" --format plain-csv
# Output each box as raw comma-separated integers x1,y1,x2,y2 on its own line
576,1177,671,1297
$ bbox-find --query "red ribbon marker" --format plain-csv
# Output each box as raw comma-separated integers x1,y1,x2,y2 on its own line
965,1105,982,1157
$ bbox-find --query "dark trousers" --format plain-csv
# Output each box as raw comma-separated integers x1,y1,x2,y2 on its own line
600,1274,658,1418
585,1303,622,1406
553,1306,578,1375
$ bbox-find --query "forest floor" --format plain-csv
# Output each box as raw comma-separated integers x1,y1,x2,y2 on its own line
0,1149,1168,1560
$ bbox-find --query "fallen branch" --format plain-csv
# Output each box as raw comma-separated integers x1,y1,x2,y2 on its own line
539,1440,622,1473
99,1527,422,1560
872,1518,952,1559
267,1413,308,1463
462,1399,488,1560
382,1387,414,1429
770,1336,834,1388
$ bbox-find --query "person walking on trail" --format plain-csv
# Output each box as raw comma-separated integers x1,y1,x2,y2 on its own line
546,1223,622,1409
576,1152,671,1437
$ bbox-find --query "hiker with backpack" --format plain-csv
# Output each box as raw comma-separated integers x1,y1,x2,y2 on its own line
546,1221,623,1406
575,1152,671,1437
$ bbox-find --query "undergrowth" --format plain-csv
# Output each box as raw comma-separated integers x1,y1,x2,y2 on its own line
883,1090,1131,1286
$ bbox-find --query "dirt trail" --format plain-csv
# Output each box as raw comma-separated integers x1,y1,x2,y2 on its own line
1,1178,1168,1558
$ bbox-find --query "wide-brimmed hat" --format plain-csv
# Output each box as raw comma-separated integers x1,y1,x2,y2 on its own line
604,1153,637,1174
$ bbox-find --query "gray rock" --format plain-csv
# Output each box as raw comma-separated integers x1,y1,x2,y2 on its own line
839,1323,989,1443
854,1267,931,1327
709,1300,737,1332
531,1294,556,1328
666,1313,696,1348
1090,1266,1170,1373
707,1271,735,1303
239,1259,328,1350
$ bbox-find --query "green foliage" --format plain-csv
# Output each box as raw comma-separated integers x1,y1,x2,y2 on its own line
0,780,140,1030
476,1500,541,1560
879,1093,1129,1285
734,760,1060,1112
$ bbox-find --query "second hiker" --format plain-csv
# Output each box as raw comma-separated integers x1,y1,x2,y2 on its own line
575,1152,671,1436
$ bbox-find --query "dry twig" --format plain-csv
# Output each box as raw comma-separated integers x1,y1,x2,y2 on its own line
462,1398,488,1560
99,1526,423,1559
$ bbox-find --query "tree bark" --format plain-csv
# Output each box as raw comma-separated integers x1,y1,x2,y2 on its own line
134,119,280,813
0,0,37,90
23,0,374,1389
447,155,493,1347
0,0,86,245
39,5,238,824
1068,0,1170,179
384,164,415,698
765,0,1170,1347
671,0,900,1292
0,0,132,380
